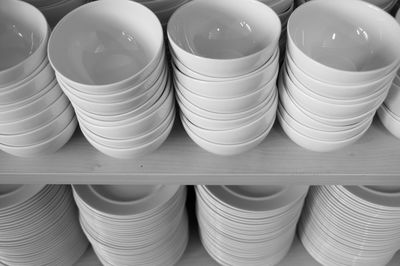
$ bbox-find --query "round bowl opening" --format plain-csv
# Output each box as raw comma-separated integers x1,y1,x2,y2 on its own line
364,186,400,194
0,185,23,196
168,0,279,59
48,0,163,86
91,185,160,203
225,185,285,199
288,0,400,72
0,0,47,72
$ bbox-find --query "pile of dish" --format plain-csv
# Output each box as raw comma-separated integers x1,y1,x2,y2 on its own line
378,9,400,139
169,0,281,155
73,185,188,266
23,0,87,27
0,0,76,157
278,0,400,152
295,0,398,12
0,185,88,265
299,185,400,266
196,185,309,266
48,0,175,159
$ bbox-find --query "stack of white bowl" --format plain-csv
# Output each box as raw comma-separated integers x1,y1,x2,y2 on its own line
23,0,87,27
48,0,175,159
168,0,281,156
0,185,88,266
295,0,397,12
378,9,400,139
0,0,76,157
278,0,400,152
299,185,400,266
196,185,309,266
73,185,188,266
258,0,294,63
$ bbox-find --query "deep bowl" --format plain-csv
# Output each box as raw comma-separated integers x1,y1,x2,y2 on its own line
168,0,281,77
48,0,164,91
0,0,49,87
287,0,400,84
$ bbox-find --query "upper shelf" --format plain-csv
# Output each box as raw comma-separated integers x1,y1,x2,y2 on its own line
1,118,400,185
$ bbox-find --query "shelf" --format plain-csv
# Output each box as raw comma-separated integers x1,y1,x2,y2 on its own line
1,118,400,185
74,232,400,266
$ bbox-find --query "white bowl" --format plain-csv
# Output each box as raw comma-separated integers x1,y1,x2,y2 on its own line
0,104,75,146
0,0,49,87
77,85,174,139
283,65,390,119
0,117,77,157
278,109,370,152
81,114,174,159
285,52,397,99
167,0,281,77
378,104,400,139
384,82,400,116
80,106,175,149
48,0,164,91
0,92,71,135
0,80,63,123
172,50,279,99
278,103,373,142
176,86,277,130
175,74,277,114
180,93,277,145
0,59,55,105
60,68,167,116
287,0,400,84
181,112,275,155
277,77,373,132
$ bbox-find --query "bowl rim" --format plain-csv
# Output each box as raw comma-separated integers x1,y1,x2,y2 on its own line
48,0,164,88
167,0,281,62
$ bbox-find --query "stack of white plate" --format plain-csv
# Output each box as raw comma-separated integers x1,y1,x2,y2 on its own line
48,0,175,159
295,0,397,12
299,185,400,266
278,0,400,152
378,9,400,139
196,185,309,266
73,185,189,266
23,0,87,27
0,0,76,157
0,185,88,266
168,0,281,155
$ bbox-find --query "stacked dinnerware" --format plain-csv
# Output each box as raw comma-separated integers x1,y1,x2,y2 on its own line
0,0,76,157
0,185,88,266
23,0,87,27
299,185,400,266
73,185,188,266
196,185,309,266
278,0,400,152
378,9,400,139
48,0,175,159
295,0,398,12
168,0,281,155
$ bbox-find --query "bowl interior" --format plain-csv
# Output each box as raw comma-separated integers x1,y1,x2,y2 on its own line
90,185,160,203
0,185,23,196
224,185,285,199
288,0,400,71
0,0,46,71
49,1,163,86
168,0,279,59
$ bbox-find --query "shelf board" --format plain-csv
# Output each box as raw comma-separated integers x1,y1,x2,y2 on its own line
1,118,400,185
74,233,400,266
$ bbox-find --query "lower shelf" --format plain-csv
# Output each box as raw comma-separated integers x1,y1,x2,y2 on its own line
74,229,400,266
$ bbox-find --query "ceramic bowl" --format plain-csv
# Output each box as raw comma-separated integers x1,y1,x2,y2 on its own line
384,82,400,116
181,112,275,155
378,104,400,139
0,0,49,87
287,0,400,84
175,74,277,113
285,52,397,99
172,49,279,98
48,0,164,91
168,0,281,77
